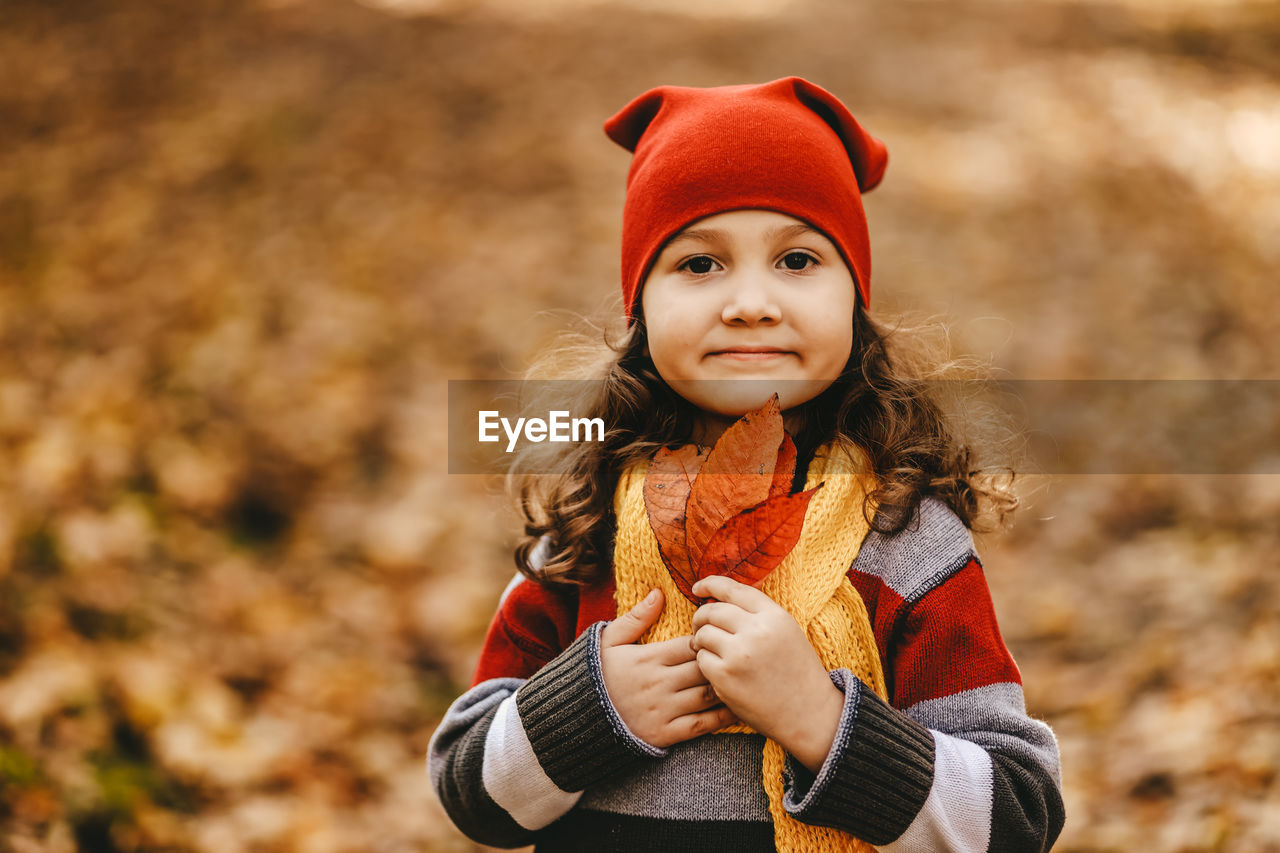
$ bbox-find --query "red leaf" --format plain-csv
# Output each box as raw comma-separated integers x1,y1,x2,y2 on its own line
685,395,784,566
700,484,823,586
642,444,707,601
770,433,797,499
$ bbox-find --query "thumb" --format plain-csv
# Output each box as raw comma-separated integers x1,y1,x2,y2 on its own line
601,589,664,647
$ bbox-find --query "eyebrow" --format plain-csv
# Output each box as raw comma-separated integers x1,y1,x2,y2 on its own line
666,222,822,247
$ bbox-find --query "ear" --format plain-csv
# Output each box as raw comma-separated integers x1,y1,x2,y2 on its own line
604,87,668,152
786,77,888,193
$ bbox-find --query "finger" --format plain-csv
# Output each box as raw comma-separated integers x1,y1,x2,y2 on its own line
671,681,721,715
690,600,747,634
601,589,664,647
643,634,699,665
690,622,733,656
666,659,709,692
690,575,770,612
670,704,739,742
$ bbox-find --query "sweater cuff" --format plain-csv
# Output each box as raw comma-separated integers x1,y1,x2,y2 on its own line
782,668,935,845
515,621,667,792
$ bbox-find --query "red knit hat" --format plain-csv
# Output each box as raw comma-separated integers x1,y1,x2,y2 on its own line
604,77,888,326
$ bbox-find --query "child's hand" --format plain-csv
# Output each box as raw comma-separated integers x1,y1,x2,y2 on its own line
689,575,845,774
599,588,738,748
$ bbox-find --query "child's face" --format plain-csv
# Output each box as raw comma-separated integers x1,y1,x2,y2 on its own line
640,209,856,429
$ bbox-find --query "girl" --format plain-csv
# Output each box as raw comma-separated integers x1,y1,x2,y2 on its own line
428,77,1064,852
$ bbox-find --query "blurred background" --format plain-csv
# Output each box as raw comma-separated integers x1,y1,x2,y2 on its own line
1,0,1278,849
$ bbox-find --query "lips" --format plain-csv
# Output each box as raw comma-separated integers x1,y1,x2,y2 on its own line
708,348,793,361
709,346,792,355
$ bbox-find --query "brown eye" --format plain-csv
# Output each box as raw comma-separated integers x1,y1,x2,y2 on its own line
680,256,718,274
781,252,816,271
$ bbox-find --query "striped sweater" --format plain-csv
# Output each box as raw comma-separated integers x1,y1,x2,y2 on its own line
427,498,1065,851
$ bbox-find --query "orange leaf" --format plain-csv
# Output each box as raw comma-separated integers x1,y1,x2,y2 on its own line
770,433,797,499
700,485,822,586
685,395,784,567
642,444,707,601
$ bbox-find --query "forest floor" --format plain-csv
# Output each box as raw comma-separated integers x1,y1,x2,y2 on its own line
1,0,1278,849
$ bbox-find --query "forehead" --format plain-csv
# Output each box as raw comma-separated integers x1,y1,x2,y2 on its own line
664,209,831,248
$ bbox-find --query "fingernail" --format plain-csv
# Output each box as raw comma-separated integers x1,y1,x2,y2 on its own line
644,589,659,605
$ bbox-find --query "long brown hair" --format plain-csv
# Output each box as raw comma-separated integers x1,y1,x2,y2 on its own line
507,306,1018,586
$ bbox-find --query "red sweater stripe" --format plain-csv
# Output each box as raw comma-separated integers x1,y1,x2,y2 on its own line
889,558,1022,709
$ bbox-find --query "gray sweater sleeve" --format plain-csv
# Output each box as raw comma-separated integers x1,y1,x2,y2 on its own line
427,622,666,847
777,497,1064,852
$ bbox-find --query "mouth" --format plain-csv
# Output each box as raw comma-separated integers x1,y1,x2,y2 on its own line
709,348,793,360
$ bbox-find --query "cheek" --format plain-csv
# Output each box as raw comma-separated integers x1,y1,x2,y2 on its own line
806,318,853,372
643,304,701,365
646,325,695,376
835,326,855,367
809,286,856,368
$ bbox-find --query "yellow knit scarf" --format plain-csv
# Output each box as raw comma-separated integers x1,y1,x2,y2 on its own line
612,440,887,853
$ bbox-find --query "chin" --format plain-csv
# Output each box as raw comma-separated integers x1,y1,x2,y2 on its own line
672,378,835,418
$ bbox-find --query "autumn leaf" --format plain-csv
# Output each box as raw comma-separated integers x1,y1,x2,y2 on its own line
643,444,707,602
642,394,820,604
685,394,785,566
770,433,797,499
700,485,823,585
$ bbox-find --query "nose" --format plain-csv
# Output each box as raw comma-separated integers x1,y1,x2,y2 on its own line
721,269,781,326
